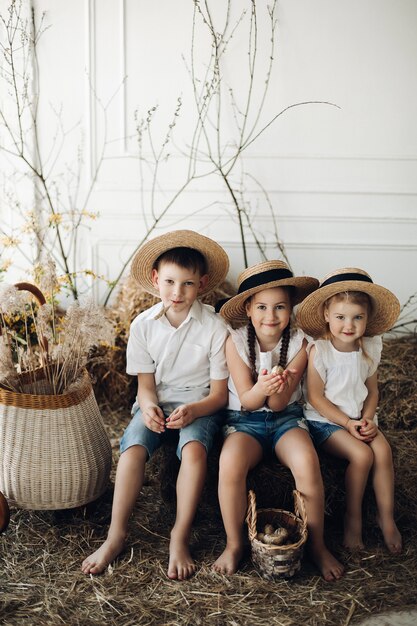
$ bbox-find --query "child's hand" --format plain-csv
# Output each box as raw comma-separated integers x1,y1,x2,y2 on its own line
142,405,166,433
346,419,374,442
166,404,194,429
256,369,286,397
257,368,297,396
358,417,378,442
279,368,297,393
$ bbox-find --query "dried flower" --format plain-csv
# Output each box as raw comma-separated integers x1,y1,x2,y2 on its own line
33,256,60,298
0,235,21,248
48,213,63,226
0,281,115,395
36,303,54,343
0,285,28,315
0,336,19,391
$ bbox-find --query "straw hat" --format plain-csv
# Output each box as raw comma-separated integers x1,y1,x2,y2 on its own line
296,267,400,338
219,260,319,323
130,230,229,296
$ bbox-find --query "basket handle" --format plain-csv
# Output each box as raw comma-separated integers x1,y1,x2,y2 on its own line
14,282,49,358
293,489,308,531
15,282,46,307
246,490,258,541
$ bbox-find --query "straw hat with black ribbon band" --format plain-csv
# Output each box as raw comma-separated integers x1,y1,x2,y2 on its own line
130,230,229,297
219,260,319,324
296,267,400,338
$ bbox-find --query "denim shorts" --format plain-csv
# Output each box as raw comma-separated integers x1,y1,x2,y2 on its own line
223,403,308,454
120,402,224,461
307,420,344,447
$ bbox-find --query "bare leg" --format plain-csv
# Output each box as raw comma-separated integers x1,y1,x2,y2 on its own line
323,430,374,550
213,433,263,575
81,444,148,575
276,428,344,581
370,432,402,554
167,441,207,580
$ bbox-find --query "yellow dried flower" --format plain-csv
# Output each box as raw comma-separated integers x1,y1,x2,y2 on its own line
48,213,63,226
1,235,20,248
81,210,99,220
0,259,12,272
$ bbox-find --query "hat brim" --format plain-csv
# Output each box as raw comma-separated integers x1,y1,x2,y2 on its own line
130,230,229,296
220,276,319,323
296,280,400,338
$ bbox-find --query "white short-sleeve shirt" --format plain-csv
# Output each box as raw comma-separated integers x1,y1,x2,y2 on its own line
303,336,383,423
126,299,228,407
227,325,306,411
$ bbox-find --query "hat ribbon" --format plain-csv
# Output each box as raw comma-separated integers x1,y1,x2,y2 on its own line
238,268,293,294
321,272,373,288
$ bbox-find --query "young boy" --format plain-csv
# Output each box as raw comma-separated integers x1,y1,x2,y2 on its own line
82,230,229,580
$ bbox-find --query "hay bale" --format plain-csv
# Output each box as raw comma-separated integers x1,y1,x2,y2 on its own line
153,427,415,539
378,335,417,430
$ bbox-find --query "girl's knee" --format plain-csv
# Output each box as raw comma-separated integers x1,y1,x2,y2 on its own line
219,449,249,482
351,444,374,470
372,435,393,466
288,449,322,488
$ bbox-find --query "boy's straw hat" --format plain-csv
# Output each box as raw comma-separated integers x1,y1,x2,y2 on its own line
296,267,400,338
219,260,319,323
130,230,229,296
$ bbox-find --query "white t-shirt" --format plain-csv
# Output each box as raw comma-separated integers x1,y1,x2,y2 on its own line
127,300,228,408
227,325,306,411
303,336,383,424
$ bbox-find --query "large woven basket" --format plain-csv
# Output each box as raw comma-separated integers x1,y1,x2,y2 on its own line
0,368,112,510
246,489,308,580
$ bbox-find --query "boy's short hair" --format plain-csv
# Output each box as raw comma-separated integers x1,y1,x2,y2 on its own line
153,247,208,276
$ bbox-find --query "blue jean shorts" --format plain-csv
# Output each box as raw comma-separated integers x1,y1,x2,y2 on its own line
223,403,308,454
120,402,224,461
307,420,344,447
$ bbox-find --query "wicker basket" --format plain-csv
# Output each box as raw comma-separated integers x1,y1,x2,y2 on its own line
0,367,112,510
246,489,308,580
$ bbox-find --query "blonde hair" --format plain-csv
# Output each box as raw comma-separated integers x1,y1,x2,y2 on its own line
323,291,373,362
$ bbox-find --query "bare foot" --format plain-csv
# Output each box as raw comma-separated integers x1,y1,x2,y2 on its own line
81,534,126,575
168,533,196,581
343,515,364,550
212,544,243,575
309,546,345,582
377,517,402,554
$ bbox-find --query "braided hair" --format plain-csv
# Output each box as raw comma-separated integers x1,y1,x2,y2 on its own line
247,319,258,383
278,321,291,369
247,319,291,382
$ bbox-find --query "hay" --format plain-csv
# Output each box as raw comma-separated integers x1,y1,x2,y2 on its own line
378,335,417,430
1,404,417,626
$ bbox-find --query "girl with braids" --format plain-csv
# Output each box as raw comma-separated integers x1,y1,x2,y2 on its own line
213,261,344,581
297,268,402,554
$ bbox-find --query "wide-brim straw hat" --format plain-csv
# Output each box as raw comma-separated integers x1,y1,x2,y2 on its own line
219,260,319,323
130,230,229,297
296,267,400,338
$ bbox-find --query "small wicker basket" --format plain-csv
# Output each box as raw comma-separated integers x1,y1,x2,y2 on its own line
246,489,308,580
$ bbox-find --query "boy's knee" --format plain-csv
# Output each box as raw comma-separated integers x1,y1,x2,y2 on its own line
121,443,148,463
181,440,207,462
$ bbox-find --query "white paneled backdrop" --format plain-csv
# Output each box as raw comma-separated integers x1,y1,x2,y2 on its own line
1,0,417,317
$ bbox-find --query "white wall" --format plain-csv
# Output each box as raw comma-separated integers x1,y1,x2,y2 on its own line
1,0,416,317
